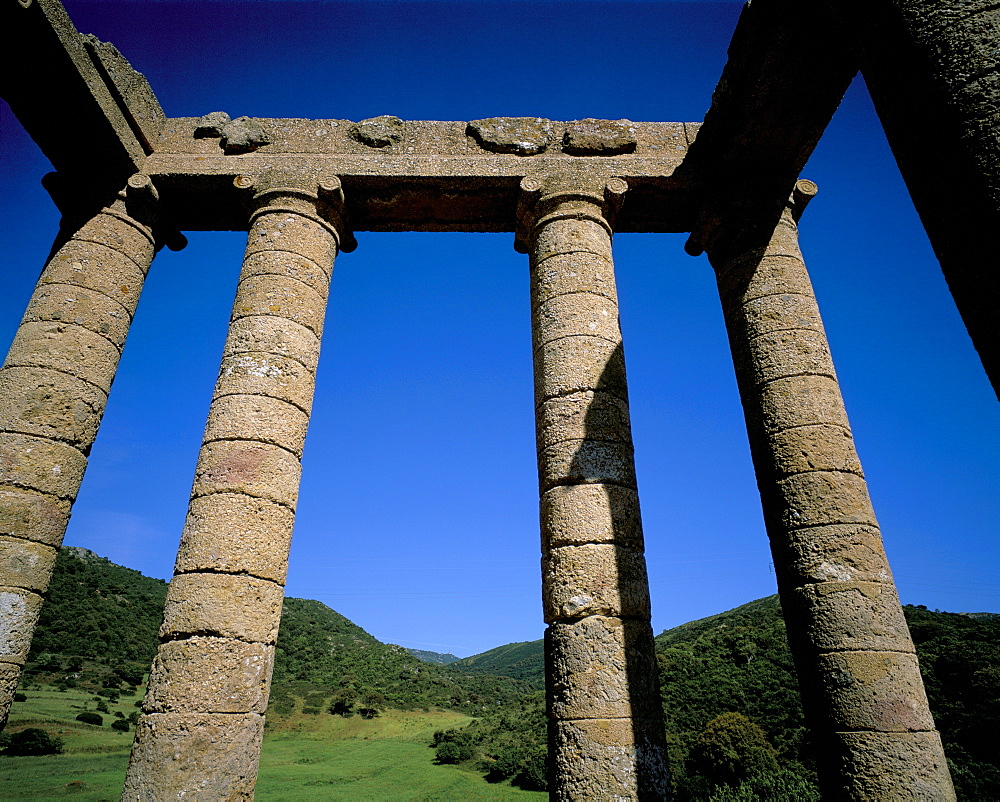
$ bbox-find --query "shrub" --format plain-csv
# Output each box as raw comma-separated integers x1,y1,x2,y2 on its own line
3,728,64,756
111,719,130,733
75,711,103,726
13,692,27,702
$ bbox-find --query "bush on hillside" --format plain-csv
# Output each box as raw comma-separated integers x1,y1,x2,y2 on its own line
2,728,64,756
75,711,103,726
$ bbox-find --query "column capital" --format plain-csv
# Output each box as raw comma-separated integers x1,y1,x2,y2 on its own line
234,168,357,253
514,171,628,254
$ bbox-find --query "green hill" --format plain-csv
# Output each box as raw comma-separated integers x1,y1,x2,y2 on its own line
406,648,461,665
452,640,544,688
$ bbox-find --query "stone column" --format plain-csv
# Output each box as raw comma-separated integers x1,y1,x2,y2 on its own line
122,169,350,800
516,172,670,800
0,175,165,728
704,180,954,800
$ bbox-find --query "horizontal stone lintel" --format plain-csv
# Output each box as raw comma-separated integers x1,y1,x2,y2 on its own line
144,117,699,233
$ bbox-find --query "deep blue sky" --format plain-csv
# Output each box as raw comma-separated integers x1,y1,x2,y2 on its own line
2,1,997,657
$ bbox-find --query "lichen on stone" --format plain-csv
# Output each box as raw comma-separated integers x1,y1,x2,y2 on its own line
563,119,637,155
194,112,231,139
220,117,271,153
467,117,555,155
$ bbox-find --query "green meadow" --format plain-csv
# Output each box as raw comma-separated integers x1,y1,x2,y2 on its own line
1,689,544,801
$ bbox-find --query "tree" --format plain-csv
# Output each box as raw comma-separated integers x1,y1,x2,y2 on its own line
688,712,779,789
358,691,387,719
75,711,103,726
3,728,64,756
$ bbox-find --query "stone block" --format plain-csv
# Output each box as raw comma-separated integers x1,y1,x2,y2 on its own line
41,239,148,313
222,315,320,371
77,212,157,270
541,484,644,549
204,394,308,457
785,580,913,652
0,537,57,593
547,617,661,720
245,208,338,270
777,470,877,529
0,587,44,662
239,250,331,299
0,660,21,719
231,274,328,338
191,440,301,509
530,251,618,307
771,523,891,586
543,543,650,622
738,291,823,339
538,439,636,491
536,391,632,451
24,283,132,345
145,636,274,714
4,321,121,393
467,117,555,155
828,730,955,801
0,366,107,449
161,573,284,644
718,253,814,304
563,118,637,155
816,651,935,732
0,488,70,546
532,217,611,262
533,335,628,404
746,328,836,384
123,711,262,800
0,433,87,499
551,717,670,801
175,493,294,583
532,293,621,347
216,352,315,413
768,424,862,477
758,374,850,433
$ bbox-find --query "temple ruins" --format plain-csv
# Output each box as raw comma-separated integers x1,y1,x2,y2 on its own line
2,0,997,798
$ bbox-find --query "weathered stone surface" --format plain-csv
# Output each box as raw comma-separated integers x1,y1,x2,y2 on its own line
830,730,956,801
71,212,157,272
161,573,284,644
221,116,271,153
216,352,316,413
744,327,837,384
0,433,87,498
541,484,643,549
768,424,862,477
530,252,618,307
787,580,913,653
194,111,231,138
4,321,121,393
758,374,850,433
533,335,628,405
0,537,57,593
0,661,20,724
467,117,554,155
0,488,70,546
123,712,263,800
531,217,611,261
222,315,320,370
144,637,274,714
778,470,877,529
244,209,338,271
23,283,132,345
231,273,328,337
816,651,935,732
0,587,44,662
203,394,308,457
174,493,295,583
191,440,301,509
543,544,650,621
563,118,638,155
239,250,331,298
717,253,815,305
0,366,106,448
772,523,892,586
551,718,671,801
539,438,636,491
536,391,632,451
739,291,823,339
351,115,404,147
40,241,148,314
533,293,621,347
547,617,661,719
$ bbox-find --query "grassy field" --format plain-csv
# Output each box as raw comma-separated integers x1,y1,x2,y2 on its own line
1,688,544,800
